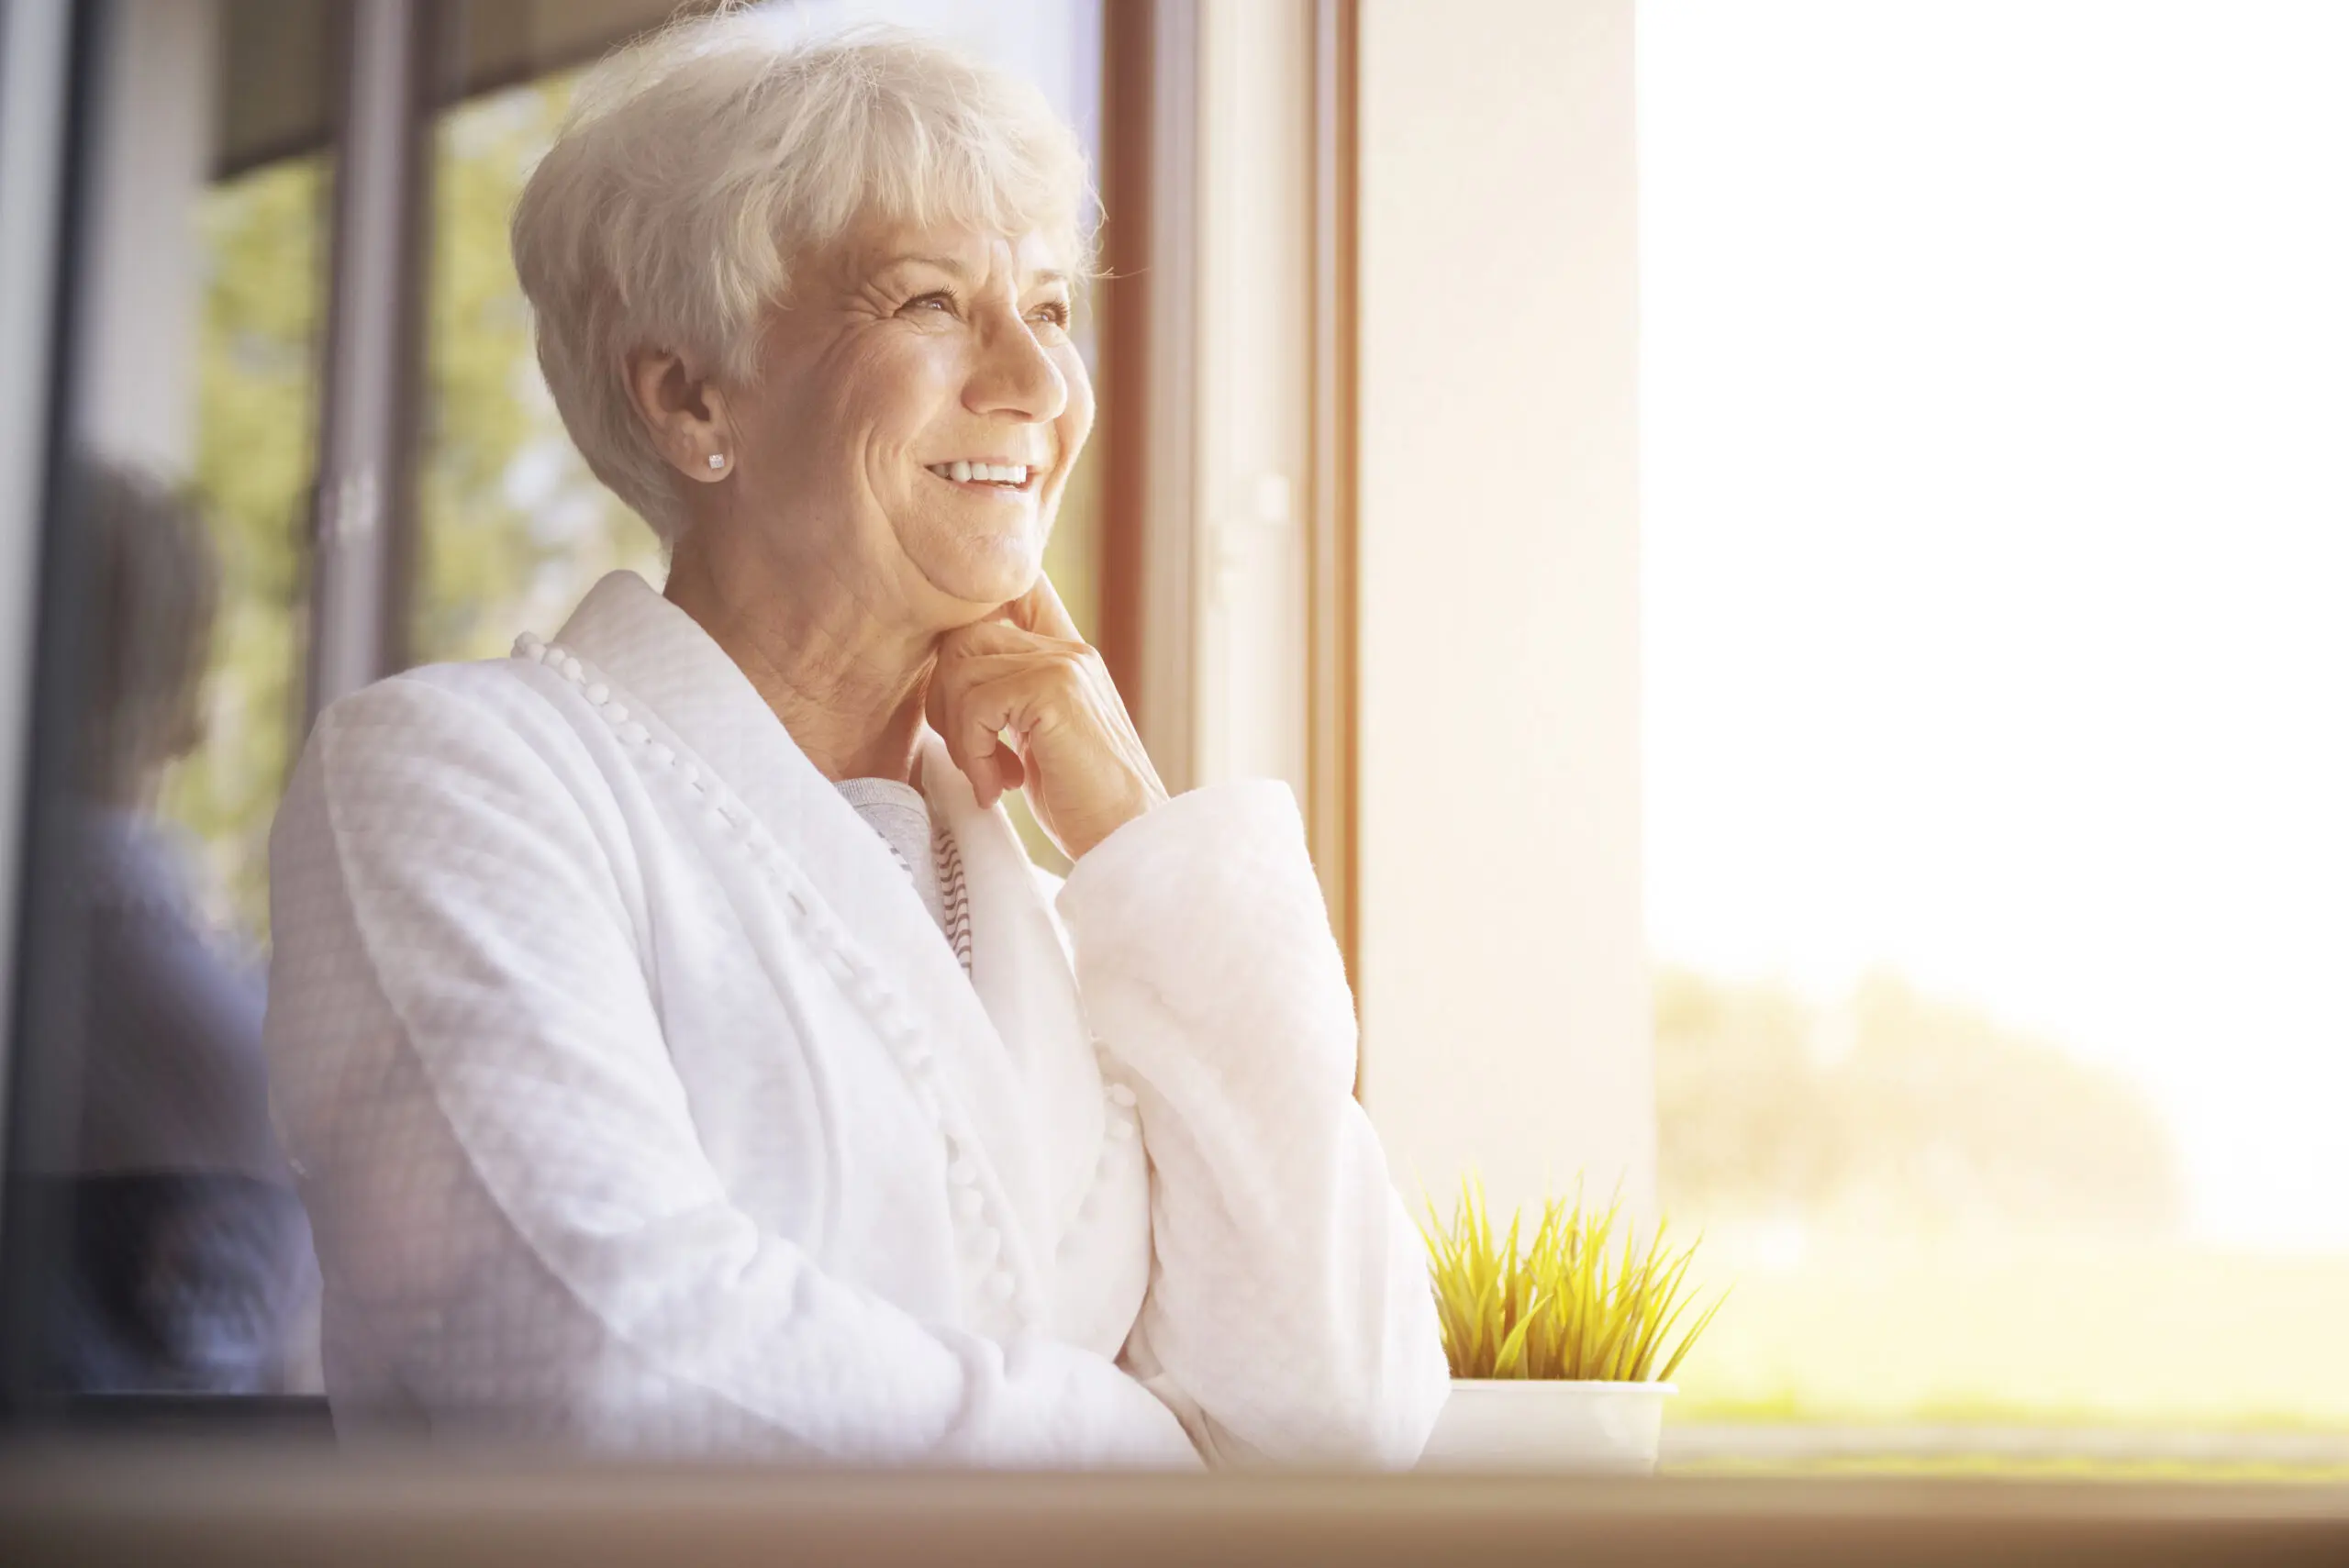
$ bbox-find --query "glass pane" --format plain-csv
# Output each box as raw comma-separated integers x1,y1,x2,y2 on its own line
8,0,336,1403
1641,0,2349,1469
408,71,663,667
176,151,326,937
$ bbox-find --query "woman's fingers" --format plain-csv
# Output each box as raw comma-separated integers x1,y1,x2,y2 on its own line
927,581,1163,856
936,616,1069,662
929,653,1055,808
925,655,1002,804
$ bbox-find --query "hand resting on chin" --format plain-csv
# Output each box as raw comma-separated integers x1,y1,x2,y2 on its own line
927,573,1168,862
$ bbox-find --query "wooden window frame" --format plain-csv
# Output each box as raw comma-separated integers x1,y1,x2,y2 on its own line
1308,0,1360,992
1098,0,1200,794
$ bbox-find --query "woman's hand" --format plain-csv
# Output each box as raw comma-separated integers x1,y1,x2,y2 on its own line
928,574,1167,861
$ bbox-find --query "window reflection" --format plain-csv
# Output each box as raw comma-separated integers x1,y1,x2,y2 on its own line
8,0,339,1406
46,462,316,1395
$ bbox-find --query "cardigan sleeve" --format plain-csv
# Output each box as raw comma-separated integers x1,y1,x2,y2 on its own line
1055,784,1452,1466
264,673,1197,1465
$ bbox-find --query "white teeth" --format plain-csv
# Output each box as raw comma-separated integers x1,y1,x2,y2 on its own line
930,461,1034,486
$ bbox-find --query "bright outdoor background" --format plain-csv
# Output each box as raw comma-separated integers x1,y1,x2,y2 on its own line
1641,0,2349,1436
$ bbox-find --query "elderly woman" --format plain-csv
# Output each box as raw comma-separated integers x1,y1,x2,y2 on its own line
264,18,1445,1466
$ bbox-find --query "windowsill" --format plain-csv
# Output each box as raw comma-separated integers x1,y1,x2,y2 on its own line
2,1443,2343,1564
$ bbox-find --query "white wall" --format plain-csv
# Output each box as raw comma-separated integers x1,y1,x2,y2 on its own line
1355,0,1652,1224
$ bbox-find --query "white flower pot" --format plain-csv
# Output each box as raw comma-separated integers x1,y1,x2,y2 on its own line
1418,1379,1675,1473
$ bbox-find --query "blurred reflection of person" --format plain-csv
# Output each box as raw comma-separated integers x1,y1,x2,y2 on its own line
264,18,1445,1463
54,461,317,1395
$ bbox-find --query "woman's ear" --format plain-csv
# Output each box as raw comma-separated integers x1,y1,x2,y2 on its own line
626,346,737,484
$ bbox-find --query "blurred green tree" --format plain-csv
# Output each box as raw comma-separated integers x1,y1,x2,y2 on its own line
1656,966,2184,1238
412,76,662,666
170,152,327,936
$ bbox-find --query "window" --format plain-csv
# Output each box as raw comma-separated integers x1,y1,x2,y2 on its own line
1640,0,2349,1469
1,0,341,1406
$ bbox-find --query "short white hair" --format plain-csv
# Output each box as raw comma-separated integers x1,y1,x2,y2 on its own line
512,13,1092,540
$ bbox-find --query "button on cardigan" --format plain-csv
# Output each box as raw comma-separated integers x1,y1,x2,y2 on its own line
262,570,1448,1465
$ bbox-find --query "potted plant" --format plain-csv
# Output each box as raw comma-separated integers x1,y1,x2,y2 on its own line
1416,1179,1726,1473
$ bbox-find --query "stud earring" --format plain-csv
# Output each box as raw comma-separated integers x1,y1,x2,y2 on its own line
707,452,727,471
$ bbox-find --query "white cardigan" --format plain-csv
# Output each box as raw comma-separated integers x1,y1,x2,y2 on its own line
263,571,1447,1465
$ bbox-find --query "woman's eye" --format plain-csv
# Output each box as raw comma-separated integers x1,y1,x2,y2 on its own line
903,291,957,317
1030,300,1072,329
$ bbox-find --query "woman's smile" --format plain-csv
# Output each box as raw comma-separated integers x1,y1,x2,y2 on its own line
923,458,1045,495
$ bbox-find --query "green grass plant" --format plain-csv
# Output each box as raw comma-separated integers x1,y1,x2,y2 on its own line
1419,1177,1727,1383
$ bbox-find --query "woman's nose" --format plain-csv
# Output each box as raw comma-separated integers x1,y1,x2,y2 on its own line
963,314,1067,424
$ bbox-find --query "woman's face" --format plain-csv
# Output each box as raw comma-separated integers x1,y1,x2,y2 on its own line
720,219,1090,628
